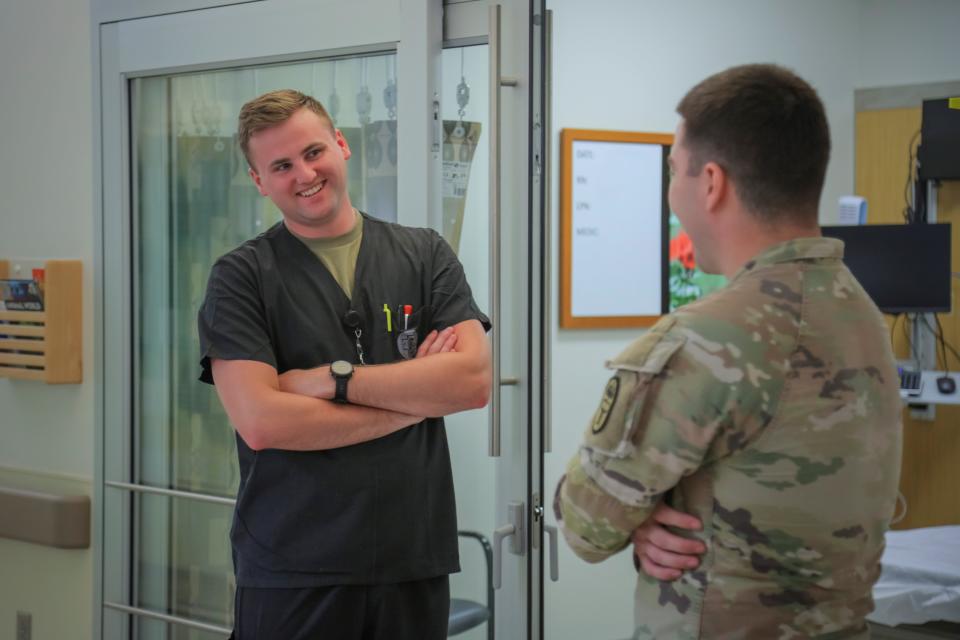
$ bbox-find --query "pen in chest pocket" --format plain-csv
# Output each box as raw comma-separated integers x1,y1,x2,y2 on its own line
396,304,413,331
394,304,418,360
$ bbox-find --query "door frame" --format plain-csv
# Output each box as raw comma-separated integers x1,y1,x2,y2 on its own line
91,0,545,638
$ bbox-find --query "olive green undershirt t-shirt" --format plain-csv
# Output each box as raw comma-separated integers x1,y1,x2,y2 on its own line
288,210,363,300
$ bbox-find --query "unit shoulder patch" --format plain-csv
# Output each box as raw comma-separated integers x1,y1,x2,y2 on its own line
591,376,621,434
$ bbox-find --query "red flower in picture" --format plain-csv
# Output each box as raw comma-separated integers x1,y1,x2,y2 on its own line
670,231,696,270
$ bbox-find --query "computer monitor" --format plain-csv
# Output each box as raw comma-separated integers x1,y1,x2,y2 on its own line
820,223,952,314
918,98,960,181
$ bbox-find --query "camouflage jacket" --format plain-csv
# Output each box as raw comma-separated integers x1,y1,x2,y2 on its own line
555,237,903,639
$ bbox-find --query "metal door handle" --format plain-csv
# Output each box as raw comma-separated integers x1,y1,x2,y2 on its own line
544,523,559,581
489,3,503,457
492,501,525,589
488,4,520,458
492,523,514,590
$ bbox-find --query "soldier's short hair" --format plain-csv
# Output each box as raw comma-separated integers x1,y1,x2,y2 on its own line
677,64,830,225
238,89,335,170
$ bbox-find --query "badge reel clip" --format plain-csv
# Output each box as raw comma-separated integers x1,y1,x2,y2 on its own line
342,310,366,365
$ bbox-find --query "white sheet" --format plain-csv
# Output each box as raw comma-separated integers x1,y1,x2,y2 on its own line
868,526,960,627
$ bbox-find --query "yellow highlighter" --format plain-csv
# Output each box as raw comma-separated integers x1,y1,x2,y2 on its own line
383,304,393,332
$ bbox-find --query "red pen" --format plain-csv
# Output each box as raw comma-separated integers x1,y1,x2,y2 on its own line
403,305,413,330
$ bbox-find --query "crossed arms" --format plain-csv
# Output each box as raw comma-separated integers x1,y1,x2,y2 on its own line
214,313,700,573
211,319,491,451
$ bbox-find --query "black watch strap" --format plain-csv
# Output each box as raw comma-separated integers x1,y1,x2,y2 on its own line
334,375,349,404
331,360,353,404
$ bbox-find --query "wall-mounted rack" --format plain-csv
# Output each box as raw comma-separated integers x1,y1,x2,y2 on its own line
0,259,82,383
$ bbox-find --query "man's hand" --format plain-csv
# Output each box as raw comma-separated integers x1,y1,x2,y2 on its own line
416,327,458,357
632,502,706,580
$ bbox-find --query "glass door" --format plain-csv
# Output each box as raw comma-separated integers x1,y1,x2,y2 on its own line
130,53,405,639
97,1,542,638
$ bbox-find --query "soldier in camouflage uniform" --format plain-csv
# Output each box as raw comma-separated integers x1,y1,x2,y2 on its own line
555,64,903,639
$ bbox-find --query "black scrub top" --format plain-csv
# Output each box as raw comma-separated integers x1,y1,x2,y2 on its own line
198,213,491,588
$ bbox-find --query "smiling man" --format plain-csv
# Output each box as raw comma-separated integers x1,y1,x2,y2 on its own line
555,65,903,639
198,90,491,639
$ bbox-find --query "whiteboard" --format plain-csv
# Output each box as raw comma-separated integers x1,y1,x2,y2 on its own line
560,129,672,329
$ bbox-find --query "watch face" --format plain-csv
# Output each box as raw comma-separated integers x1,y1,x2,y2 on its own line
331,360,353,377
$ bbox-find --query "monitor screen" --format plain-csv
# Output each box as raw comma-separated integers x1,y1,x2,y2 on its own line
820,223,952,314
918,98,960,181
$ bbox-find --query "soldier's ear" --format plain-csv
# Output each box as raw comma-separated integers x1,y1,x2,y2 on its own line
702,161,728,213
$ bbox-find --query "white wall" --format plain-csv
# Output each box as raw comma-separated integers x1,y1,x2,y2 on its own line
0,0,95,639
857,0,960,88
544,1,960,638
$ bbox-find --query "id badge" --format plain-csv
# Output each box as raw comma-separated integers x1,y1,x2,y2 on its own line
396,329,418,360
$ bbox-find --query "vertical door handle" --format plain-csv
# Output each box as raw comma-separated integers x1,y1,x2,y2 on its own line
543,523,559,582
488,4,521,458
492,500,525,589
491,523,514,590
488,3,504,457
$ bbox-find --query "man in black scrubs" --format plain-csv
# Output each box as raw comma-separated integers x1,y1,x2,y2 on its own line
198,89,492,639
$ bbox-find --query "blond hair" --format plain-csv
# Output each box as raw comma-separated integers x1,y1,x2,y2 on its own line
237,89,334,169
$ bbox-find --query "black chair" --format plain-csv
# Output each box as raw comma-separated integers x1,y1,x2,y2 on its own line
447,530,494,639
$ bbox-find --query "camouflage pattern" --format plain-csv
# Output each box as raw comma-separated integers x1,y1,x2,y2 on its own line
555,237,903,639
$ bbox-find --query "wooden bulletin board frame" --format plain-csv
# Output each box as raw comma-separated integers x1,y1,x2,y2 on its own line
560,129,673,329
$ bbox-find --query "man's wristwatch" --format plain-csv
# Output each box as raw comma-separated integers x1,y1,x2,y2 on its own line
330,360,354,404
